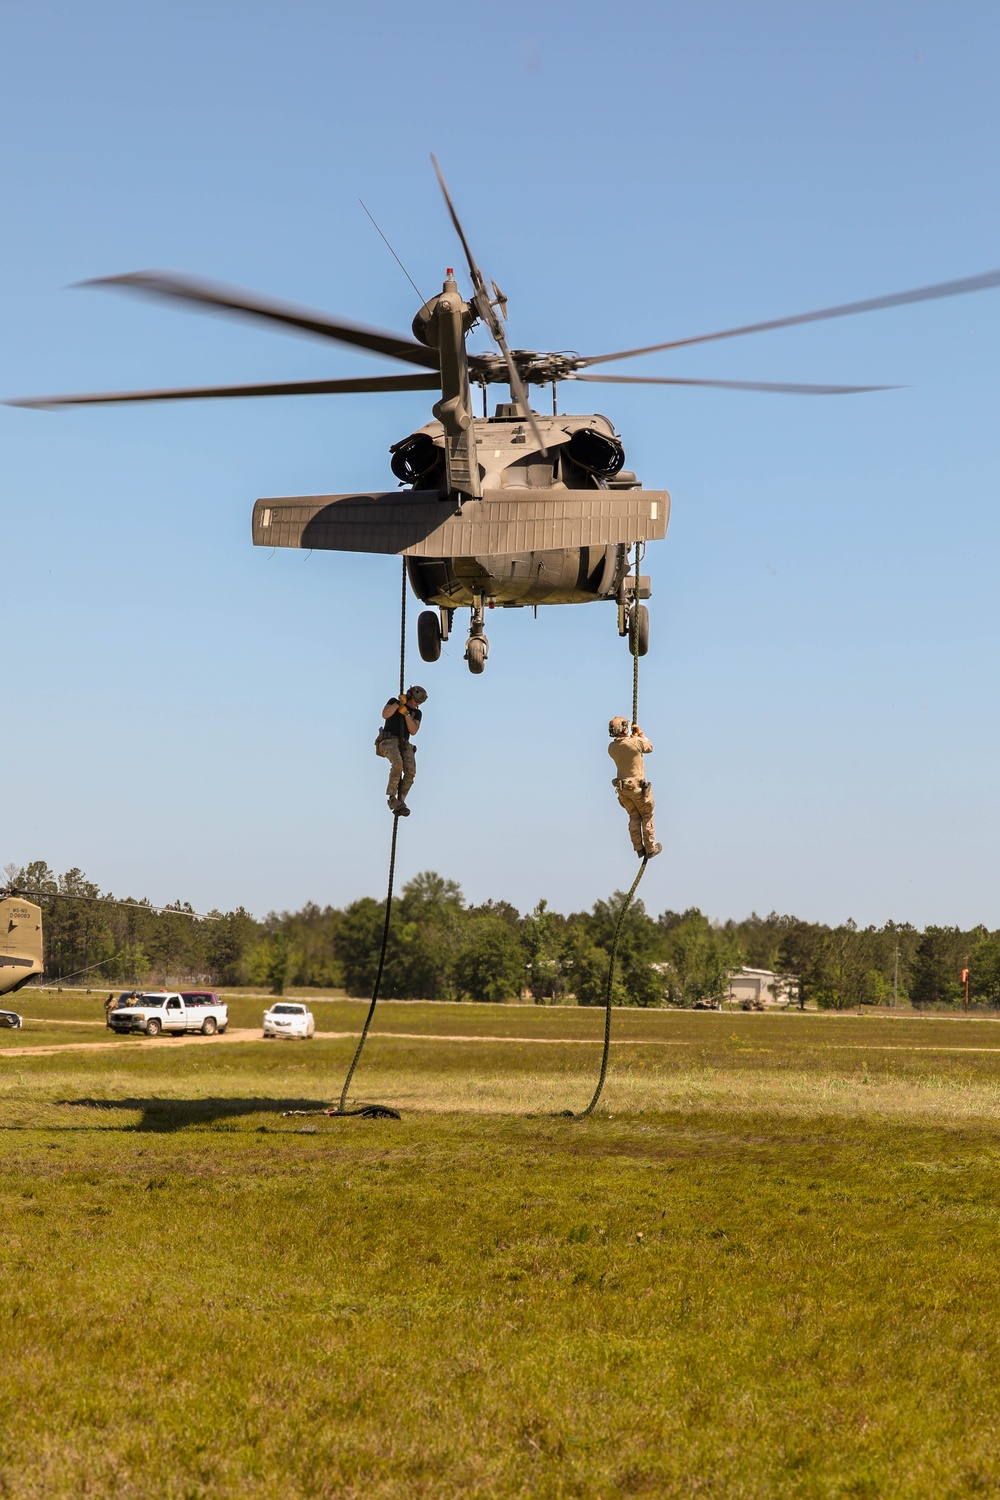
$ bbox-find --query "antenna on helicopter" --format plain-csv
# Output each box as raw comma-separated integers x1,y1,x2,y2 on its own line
431,154,547,454
358,199,426,304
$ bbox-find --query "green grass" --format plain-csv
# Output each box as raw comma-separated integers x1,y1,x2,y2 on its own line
3,1011,1000,1495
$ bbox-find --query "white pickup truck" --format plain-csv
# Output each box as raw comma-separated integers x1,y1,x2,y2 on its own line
109,991,229,1037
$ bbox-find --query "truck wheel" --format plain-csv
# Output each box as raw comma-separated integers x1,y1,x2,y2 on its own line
201,1017,218,1036
145,1018,162,1037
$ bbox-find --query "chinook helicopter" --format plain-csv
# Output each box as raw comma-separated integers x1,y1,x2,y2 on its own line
0,882,219,1000
11,161,1000,672
0,895,43,998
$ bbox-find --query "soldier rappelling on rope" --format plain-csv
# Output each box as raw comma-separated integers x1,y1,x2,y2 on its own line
608,717,662,859
376,685,428,816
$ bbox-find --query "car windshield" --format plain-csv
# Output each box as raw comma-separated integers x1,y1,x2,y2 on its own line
271,1004,303,1015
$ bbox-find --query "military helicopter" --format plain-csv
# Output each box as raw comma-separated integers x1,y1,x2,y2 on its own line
0,894,43,998
0,881,218,1000
11,161,1000,673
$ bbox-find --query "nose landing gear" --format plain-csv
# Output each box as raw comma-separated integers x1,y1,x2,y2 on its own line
464,599,489,674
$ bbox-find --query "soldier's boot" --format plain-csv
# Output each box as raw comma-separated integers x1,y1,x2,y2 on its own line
644,843,663,859
387,794,401,812
395,801,411,817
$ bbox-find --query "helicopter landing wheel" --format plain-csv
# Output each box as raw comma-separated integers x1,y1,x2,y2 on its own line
628,604,649,657
417,609,442,663
465,637,488,674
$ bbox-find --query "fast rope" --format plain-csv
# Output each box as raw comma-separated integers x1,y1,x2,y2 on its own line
287,561,407,1123
567,543,649,1120
336,557,408,1116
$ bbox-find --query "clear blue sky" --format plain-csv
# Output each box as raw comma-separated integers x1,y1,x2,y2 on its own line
3,0,999,927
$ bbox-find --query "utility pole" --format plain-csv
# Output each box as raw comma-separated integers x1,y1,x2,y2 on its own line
893,946,899,1009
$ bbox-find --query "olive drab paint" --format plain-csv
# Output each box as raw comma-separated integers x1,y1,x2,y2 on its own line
0,897,43,996
14,161,1000,677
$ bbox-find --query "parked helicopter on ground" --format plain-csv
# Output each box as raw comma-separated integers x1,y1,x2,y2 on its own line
0,883,219,998
11,161,1000,672
0,895,43,998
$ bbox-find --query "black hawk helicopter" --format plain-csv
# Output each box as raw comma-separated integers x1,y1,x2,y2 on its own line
11,160,1000,672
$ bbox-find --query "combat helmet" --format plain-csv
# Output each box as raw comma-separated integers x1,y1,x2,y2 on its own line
608,716,630,737
406,685,429,704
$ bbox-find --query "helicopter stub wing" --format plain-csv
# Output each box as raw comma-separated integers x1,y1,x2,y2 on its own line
252,489,669,557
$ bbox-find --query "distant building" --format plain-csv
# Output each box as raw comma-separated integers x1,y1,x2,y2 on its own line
726,967,799,1008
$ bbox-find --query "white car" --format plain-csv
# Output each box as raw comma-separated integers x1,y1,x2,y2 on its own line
263,1002,315,1039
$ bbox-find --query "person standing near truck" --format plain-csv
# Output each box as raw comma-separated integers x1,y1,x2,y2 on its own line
375,686,428,816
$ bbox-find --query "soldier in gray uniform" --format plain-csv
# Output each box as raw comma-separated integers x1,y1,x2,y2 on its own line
608,716,662,858
375,686,428,815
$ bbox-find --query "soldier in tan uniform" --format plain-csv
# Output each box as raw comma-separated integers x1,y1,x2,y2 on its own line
608,716,662,858
375,685,428,816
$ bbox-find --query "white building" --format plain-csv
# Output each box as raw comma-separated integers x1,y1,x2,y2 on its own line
726,967,799,1008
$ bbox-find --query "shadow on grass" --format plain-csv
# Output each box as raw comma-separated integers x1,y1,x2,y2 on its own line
59,1097,346,1132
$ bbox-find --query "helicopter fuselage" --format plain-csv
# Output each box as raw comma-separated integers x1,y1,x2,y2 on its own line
396,408,646,610
0,898,43,997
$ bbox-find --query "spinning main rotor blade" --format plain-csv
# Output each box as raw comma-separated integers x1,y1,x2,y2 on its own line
81,271,440,371
431,155,548,453
581,267,1000,367
573,373,897,395
8,372,440,409
8,889,220,920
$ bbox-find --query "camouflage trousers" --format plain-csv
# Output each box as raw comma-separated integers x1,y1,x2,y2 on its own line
614,778,656,854
375,734,416,800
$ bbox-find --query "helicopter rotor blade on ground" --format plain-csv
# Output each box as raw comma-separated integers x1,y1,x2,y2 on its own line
580,266,1000,367
80,271,440,370
573,373,898,395
8,372,441,409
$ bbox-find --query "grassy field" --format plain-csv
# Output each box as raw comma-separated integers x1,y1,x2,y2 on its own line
3,1006,1000,1497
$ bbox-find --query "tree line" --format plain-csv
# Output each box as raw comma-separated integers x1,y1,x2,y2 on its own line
9,860,997,1009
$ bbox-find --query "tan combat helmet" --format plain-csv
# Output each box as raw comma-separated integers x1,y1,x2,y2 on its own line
0,896,43,997
609,716,631,737
407,686,429,704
